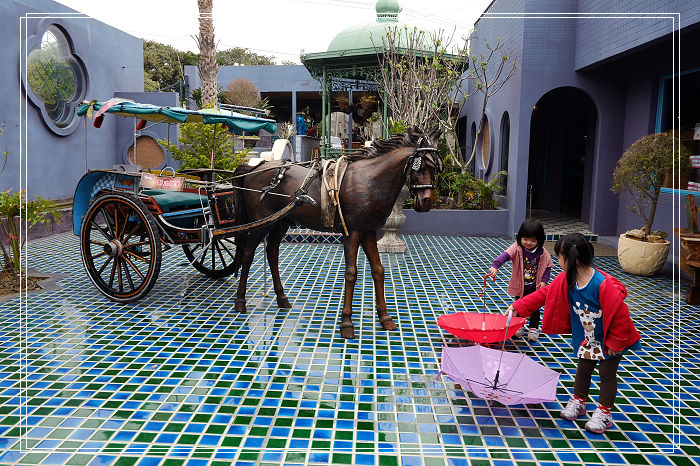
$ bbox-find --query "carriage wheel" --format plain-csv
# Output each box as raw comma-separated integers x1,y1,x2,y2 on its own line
182,236,238,279
80,193,162,303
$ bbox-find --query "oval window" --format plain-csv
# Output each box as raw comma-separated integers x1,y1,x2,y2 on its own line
26,25,85,130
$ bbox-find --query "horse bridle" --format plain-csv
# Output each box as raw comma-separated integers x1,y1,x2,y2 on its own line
405,135,442,194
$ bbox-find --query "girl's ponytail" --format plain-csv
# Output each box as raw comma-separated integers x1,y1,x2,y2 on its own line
566,245,579,290
554,233,595,290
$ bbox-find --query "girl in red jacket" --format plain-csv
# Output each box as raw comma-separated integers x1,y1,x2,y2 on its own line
506,233,641,434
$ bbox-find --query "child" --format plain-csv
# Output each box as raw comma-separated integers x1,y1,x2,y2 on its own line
486,219,552,341
506,233,641,434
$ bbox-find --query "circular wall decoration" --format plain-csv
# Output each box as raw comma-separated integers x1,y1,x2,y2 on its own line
24,24,87,136
127,136,166,170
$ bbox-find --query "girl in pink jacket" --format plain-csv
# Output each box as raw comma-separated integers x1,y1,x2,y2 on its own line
486,220,553,341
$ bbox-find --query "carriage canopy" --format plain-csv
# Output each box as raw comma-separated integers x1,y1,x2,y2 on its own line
77,99,278,134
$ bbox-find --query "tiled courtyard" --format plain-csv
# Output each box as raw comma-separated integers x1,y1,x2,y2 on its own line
0,233,698,465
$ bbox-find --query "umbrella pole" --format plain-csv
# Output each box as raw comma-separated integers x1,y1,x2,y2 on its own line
493,308,515,389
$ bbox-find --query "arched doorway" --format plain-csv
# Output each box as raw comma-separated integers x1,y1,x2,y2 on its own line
527,87,597,218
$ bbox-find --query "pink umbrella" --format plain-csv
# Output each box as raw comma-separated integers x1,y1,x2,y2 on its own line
439,345,560,405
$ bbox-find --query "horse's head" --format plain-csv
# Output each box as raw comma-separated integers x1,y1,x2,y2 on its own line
405,128,443,212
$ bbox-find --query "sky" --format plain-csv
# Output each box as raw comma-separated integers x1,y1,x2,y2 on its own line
53,0,494,63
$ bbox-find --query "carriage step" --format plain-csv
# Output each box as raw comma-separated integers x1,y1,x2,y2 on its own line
284,229,343,244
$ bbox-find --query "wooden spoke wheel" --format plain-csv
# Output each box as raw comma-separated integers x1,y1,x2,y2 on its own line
183,236,238,279
80,193,162,302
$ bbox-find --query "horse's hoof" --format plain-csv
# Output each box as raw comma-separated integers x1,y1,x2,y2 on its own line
379,316,397,330
277,296,291,308
235,299,247,313
339,323,355,339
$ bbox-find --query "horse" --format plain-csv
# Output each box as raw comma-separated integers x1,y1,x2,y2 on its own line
231,126,443,339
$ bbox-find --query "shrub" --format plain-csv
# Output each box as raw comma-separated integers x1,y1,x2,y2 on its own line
612,131,691,238
159,121,250,172
0,190,59,278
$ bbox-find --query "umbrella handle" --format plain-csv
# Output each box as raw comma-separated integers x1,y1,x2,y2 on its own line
478,274,495,298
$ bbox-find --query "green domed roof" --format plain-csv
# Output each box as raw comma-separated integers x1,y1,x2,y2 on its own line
325,0,429,53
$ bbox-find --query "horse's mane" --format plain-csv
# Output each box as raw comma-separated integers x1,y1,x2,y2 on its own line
345,126,426,162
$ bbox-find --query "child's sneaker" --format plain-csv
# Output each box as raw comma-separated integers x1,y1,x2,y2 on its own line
514,326,526,338
560,397,586,420
585,406,613,434
527,328,540,341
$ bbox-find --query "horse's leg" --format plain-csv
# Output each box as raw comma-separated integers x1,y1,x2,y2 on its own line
266,223,291,308
360,230,397,331
341,231,362,339
234,232,264,312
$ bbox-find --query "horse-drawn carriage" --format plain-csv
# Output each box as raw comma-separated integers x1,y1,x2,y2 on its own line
74,99,306,301
74,98,443,338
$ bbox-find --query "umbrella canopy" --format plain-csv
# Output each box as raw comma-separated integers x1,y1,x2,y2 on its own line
438,312,527,343
77,98,278,134
439,345,559,405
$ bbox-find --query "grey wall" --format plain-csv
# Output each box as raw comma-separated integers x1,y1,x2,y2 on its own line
0,0,144,201
184,65,321,94
575,0,700,70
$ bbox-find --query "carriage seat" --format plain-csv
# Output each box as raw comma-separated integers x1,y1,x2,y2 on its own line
141,189,208,213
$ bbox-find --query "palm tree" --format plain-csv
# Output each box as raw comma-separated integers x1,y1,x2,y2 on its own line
195,0,218,107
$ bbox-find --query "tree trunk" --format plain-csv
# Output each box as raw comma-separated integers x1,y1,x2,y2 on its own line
196,0,218,108
644,188,661,237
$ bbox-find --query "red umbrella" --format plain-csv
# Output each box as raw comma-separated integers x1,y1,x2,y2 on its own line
438,276,526,343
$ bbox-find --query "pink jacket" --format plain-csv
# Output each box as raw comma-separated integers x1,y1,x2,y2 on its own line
505,242,553,297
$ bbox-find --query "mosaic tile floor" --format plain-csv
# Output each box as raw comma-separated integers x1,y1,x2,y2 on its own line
529,211,598,242
0,233,698,465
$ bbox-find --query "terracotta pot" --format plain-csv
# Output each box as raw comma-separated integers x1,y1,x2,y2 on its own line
617,233,670,276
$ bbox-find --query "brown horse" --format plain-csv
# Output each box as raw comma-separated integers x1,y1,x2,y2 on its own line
232,127,442,338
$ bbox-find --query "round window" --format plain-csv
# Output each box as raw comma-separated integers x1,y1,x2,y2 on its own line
26,25,86,131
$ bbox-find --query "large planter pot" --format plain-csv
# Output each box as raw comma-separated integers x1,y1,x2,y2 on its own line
617,233,670,276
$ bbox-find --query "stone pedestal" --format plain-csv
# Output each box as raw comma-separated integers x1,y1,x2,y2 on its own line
377,186,409,253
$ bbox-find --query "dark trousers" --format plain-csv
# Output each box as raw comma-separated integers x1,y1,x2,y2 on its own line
574,357,622,408
519,287,541,329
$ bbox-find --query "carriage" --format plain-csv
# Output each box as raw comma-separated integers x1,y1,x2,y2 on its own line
73,99,305,303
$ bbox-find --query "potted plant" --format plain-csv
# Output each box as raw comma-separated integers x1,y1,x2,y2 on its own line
611,131,691,275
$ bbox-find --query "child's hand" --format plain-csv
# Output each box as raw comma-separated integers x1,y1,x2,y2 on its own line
607,348,623,357
536,282,546,290
504,304,518,317
486,267,497,278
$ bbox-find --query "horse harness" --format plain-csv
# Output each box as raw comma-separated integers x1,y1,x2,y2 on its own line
404,135,442,194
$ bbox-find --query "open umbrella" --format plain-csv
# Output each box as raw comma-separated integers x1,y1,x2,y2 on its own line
439,344,559,405
438,276,526,343
438,310,559,405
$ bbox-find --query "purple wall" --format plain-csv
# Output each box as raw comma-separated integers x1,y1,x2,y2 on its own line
464,0,700,245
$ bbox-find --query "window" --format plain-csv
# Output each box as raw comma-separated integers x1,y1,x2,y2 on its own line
656,68,700,192
26,25,86,134
469,122,476,175
499,112,510,194
480,115,491,172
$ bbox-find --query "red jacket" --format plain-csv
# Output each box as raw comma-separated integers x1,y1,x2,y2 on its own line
512,269,641,353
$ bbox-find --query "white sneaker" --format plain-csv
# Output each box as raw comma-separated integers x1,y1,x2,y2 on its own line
514,326,526,338
527,328,540,341
585,407,613,434
560,397,586,421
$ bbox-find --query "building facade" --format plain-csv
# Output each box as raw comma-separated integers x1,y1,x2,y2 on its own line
463,0,700,249
0,0,172,202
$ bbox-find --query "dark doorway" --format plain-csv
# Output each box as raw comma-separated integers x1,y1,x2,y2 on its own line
527,87,597,218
